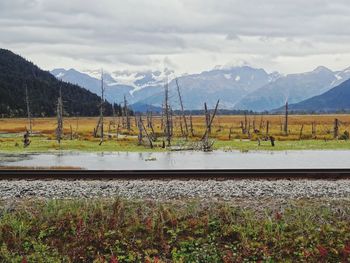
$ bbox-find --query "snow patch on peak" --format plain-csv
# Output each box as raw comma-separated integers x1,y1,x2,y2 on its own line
55,72,65,78
312,66,332,73
224,73,232,80
235,75,240,81
335,74,343,80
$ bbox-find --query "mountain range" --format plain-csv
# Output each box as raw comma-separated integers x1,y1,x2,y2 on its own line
51,66,281,110
51,65,350,112
278,78,350,113
1,47,350,116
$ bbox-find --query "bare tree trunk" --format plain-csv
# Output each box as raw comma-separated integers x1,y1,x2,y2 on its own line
312,122,316,138
259,115,264,130
170,108,174,137
175,78,189,137
137,115,143,145
25,82,33,133
140,117,153,148
124,95,131,132
284,101,288,135
201,100,220,147
229,127,233,140
240,121,244,134
164,80,171,146
266,120,270,135
299,124,304,140
189,114,194,136
56,86,63,145
160,106,164,131
99,71,104,145
204,103,211,135
75,115,79,137
334,118,339,139
70,125,73,140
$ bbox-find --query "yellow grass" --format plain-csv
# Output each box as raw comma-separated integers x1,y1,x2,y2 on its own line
1,114,350,141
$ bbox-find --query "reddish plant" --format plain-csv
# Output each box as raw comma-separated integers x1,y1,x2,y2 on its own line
110,255,119,263
275,212,283,221
223,250,234,263
21,257,28,263
343,244,350,257
145,217,153,231
317,245,328,257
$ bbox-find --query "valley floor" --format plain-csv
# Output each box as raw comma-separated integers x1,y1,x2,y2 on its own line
1,115,350,152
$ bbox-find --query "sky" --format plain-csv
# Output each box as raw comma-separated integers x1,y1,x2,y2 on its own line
1,0,350,75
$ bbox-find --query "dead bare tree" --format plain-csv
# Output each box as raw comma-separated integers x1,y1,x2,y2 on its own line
201,100,220,151
334,118,339,139
138,115,153,148
24,82,33,133
23,129,30,147
124,95,131,132
137,115,143,145
189,114,194,136
175,78,189,138
164,80,171,146
312,122,317,138
204,103,211,135
228,127,233,140
266,120,270,135
170,107,174,137
284,101,289,135
56,86,63,145
299,124,304,140
259,115,264,130
244,112,248,134
98,71,105,145
75,115,79,138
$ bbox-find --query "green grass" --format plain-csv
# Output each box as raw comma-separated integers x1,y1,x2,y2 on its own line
214,139,350,151
0,137,166,153
0,198,350,262
1,135,350,153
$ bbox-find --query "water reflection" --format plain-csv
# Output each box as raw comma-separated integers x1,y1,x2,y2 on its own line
0,150,349,170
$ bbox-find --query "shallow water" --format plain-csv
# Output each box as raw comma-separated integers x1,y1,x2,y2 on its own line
0,150,350,170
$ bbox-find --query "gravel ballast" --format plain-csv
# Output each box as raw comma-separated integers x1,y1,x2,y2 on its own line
1,179,350,200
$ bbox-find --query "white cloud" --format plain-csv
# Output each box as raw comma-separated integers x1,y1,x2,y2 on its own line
1,0,350,74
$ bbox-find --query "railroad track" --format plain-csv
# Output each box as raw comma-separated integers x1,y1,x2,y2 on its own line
1,169,350,180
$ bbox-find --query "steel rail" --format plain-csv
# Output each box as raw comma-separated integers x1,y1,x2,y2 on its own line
1,169,350,180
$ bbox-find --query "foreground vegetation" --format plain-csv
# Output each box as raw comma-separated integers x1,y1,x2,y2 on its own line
0,198,350,262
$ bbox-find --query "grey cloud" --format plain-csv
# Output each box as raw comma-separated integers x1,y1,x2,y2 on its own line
1,0,350,73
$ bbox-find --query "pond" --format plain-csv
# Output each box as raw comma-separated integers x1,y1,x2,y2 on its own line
0,150,349,170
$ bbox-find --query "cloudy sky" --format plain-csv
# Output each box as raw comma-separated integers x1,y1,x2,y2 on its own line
1,0,350,75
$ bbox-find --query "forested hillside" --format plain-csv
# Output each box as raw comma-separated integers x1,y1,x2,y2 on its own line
0,49,118,117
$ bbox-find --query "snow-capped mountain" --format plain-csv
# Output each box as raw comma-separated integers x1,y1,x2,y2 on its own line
51,66,278,110
136,66,278,109
51,65,350,112
235,66,350,112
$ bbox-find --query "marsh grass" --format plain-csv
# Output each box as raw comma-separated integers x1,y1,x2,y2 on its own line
1,115,350,152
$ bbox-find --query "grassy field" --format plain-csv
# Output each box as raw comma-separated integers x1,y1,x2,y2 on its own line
1,114,350,152
0,198,350,262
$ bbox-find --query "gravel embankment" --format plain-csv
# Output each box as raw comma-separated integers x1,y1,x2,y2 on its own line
1,179,350,200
